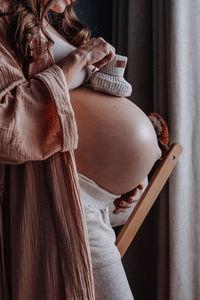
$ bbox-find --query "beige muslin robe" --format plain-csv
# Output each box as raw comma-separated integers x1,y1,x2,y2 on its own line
0,10,95,300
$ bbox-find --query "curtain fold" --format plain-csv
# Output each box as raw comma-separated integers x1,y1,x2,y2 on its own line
153,2,169,299
113,0,200,299
112,0,153,113
168,1,200,299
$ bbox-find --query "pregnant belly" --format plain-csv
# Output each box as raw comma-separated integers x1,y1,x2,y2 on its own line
70,86,161,194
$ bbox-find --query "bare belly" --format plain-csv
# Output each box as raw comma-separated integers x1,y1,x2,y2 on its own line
70,86,161,194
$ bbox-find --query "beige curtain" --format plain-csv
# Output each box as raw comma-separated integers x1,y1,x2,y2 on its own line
113,1,200,299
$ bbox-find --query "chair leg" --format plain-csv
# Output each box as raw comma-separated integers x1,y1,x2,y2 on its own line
115,143,183,258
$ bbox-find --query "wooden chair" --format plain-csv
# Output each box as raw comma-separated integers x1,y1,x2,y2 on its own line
115,143,183,258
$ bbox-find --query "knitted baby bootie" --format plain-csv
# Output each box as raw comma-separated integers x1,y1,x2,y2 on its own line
90,54,132,97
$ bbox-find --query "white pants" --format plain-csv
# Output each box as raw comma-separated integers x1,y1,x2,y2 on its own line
78,173,134,300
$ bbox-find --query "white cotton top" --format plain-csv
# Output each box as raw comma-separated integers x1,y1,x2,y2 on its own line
46,26,92,90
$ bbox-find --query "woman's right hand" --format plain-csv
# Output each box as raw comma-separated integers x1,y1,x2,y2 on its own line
57,37,115,87
76,37,116,68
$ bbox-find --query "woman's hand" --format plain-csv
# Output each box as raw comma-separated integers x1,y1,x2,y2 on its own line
77,37,116,69
112,182,145,215
57,37,115,87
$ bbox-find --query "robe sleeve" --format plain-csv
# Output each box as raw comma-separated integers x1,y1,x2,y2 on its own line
0,41,78,165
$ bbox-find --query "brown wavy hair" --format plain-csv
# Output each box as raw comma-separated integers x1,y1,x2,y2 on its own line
0,0,90,64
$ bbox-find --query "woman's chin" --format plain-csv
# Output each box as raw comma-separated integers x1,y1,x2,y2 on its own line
49,4,66,14
49,0,74,13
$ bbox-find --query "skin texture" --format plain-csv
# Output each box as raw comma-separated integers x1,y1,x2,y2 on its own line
70,86,161,195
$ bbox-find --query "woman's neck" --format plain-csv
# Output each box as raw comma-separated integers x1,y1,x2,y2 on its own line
43,18,69,44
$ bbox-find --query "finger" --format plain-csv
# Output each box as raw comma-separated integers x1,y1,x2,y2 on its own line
113,198,121,206
127,196,138,203
119,190,136,201
126,188,142,203
118,201,132,208
107,47,116,61
93,57,109,69
94,53,114,69
113,209,120,215
94,45,115,68
126,184,144,199
113,186,140,206
126,189,139,201
113,198,131,207
126,185,141,197
113,191,136,206
113,207,129,214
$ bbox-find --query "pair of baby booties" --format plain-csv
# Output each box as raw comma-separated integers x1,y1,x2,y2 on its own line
88,54,132,98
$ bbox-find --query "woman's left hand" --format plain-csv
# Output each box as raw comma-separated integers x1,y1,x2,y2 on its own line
112,182,145,214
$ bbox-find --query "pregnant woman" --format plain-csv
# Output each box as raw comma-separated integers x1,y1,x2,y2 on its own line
0,0,161,299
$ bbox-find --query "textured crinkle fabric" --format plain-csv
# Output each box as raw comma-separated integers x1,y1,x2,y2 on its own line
0,12,95,300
